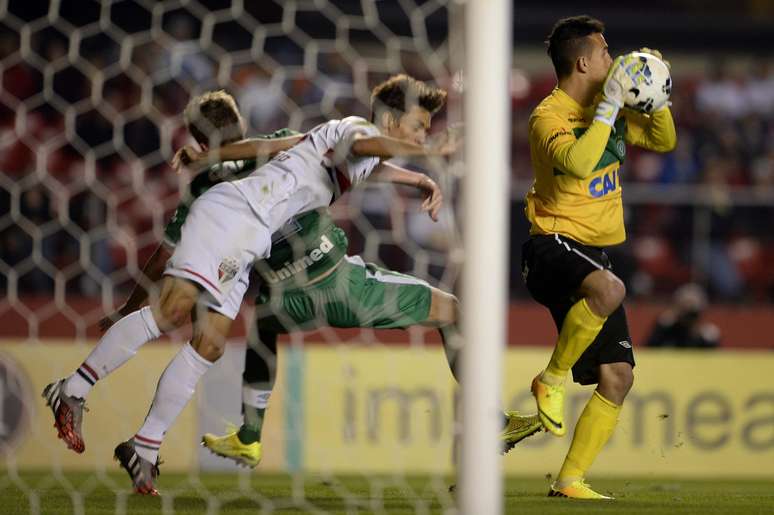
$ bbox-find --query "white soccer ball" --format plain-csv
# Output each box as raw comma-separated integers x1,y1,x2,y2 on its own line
623,52,672,114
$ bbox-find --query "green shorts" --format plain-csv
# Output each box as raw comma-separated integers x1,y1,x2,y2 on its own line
254,255,433,332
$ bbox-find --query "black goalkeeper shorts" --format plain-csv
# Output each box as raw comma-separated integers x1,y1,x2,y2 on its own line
521,233,635,385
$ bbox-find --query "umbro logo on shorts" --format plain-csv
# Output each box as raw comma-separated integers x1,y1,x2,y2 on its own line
618,340,632,349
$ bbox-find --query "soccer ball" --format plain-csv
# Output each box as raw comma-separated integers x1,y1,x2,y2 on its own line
623,52,672,114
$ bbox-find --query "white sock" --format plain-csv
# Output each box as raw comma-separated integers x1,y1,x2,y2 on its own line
133,343,212,463
63,307,161,399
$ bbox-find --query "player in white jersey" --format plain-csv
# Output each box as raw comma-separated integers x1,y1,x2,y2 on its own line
44,75,457,494
43,90,300,452
163,115,386,311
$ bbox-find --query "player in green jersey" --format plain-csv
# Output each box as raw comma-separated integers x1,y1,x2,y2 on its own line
198,205,543,468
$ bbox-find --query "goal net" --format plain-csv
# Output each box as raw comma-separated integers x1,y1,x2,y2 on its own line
0,0,509,513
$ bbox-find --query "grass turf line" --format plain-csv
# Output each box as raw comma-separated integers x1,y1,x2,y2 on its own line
0,472,772,514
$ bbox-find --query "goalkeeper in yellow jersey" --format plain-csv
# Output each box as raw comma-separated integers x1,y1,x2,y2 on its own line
522,15,676,499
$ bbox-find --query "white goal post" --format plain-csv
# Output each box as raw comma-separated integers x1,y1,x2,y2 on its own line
459,0,512,513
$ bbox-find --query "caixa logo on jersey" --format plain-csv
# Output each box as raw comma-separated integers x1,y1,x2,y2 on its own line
589,168,620,198
0,353,33,453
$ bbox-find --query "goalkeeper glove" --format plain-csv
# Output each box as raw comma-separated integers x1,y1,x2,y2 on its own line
596,53,655,125
595,55,628,126
639,47,671,69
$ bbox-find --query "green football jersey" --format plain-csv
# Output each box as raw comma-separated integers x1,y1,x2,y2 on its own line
254,209,348,289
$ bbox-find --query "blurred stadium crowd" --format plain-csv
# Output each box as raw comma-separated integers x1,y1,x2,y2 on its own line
1,1,772,305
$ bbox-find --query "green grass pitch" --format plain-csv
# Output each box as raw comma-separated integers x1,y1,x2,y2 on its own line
1,472,772,514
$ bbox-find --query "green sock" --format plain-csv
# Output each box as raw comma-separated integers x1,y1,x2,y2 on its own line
237,405,266,444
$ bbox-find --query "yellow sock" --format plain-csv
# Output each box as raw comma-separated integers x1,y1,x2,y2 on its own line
544,298,606,382
557,391,620,485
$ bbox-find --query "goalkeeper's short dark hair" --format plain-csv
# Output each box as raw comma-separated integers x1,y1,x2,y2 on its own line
370,74,447,123
184,90,246,148
546,15,606,78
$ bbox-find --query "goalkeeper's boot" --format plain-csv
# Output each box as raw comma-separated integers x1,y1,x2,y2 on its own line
500,411,544,454
201,429,262,468
531,373,567,436
114,440,161,496
548,479,614,500
42,379,86,453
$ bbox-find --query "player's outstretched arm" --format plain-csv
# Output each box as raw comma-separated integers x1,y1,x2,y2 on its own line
368,162,443,221
172,134,304,172
350,133,459,159
212,134,304,161
98,243,172,332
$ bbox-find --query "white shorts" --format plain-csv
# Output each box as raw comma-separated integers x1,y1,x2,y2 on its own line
164,244,250,320
165,183,271,314
205,266,250,320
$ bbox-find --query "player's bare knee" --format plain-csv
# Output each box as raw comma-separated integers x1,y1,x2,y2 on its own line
426,289,458,327
192,315,230,362
447,294,460,325
200,344,224,362
160,293,195,329
159,278,198,329
191,336,223,362
589,273,625,317
605,275,626,309
615,365,634,395
150,279,194,331
599,362,633,402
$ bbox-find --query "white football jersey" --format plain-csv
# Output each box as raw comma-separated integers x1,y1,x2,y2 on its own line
229,116,381,232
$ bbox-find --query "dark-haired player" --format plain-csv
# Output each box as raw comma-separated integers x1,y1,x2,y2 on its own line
522,16,676,499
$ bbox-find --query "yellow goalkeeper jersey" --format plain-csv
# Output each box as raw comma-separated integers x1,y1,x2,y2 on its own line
525,87,676,246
